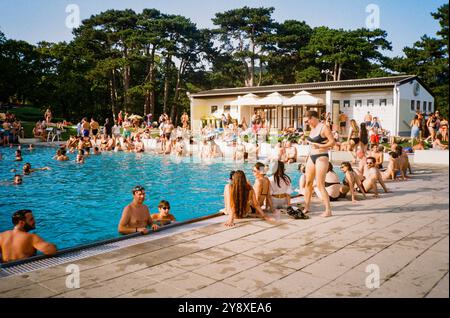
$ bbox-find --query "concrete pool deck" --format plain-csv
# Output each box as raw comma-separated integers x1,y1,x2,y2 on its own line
0,164,448,298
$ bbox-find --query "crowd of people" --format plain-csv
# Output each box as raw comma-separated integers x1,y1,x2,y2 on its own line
221,109,422,227
0,112,24,146
1,105,447,264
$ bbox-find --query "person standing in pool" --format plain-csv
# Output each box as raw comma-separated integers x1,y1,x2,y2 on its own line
303,110,335,217
81,117,90,138
90,118,100,144
0,210,57,263
118,185,159,235
151,200,176,226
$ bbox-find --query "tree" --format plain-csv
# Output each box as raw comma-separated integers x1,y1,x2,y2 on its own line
389,4,448,116
265,20,313,84
73,9,140,114
306,27,391,81
0,35,41,104
212,6,276,87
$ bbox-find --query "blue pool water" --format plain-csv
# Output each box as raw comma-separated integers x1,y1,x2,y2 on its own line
0,146,343,249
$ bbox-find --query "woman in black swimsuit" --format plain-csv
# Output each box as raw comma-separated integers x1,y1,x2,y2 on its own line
304,111,335,217
359,122,369,153
314,163,342,201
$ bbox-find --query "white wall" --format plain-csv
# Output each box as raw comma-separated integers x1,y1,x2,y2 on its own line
398,80,434,111
397,80,434,136
332,89,394,134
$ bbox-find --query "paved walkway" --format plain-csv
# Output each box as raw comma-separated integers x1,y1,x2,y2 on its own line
0,165,448,298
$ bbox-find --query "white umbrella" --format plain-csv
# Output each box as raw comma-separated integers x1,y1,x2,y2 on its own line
258,92,287,105
229,93,261,106
283,90,324,105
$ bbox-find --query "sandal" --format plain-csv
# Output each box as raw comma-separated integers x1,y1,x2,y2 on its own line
286,206,297,216
287,207,310,220
297,211,310,219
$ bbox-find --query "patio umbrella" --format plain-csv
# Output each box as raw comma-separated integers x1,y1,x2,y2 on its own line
283,90,324,105
258,92,287,105
229,93,262,106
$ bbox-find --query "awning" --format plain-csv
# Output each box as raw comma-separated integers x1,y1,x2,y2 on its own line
258,92,287,105
230,93,261,106
283,90,324,105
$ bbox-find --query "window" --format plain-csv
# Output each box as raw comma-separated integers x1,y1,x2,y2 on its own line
422,101,427,112
282,106,294,129
343,100,350,108
223,105,231,112
416,101,420,111
367,99,374,107
410,100,415,111
380,99,387,106
211,105,218,113
355,100,362,107
255,107,278,128
428,102,432,112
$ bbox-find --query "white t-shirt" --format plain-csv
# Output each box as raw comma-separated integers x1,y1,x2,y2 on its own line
269,176,293,195
112,125,121,135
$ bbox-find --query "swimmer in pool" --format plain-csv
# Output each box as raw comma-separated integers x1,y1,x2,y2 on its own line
13,174,23,185
15,150,23,161
0,210,57,263
118,185,159,235
151,200,176,226
22,163,50,175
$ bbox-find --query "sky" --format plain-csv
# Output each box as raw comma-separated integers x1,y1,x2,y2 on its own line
0,0,446,57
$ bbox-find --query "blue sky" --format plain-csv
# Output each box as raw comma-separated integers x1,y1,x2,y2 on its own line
0,0,446,57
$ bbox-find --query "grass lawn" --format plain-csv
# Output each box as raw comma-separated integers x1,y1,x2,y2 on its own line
8,106,44,122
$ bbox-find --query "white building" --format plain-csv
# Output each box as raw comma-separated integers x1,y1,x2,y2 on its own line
189,75,434,136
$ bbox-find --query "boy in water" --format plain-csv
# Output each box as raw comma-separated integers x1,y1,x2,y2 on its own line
151,200,176,226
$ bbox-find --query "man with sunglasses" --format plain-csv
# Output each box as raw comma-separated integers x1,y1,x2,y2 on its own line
118,185,159,235
361,157,389,198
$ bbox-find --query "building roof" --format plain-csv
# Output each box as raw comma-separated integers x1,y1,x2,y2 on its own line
190,75,424,98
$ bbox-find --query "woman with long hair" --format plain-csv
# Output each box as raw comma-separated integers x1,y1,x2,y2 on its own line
347,119,360,163
268,161,293,209
225,170,273,227
304,110,335,217
359,122,369,153
339,161,367,202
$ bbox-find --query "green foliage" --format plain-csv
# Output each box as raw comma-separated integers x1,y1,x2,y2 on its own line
388,3,448,117
0,4,448,124
8,106,43,122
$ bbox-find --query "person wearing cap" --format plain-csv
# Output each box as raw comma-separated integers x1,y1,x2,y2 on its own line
118,185,159,235
0,210,57,263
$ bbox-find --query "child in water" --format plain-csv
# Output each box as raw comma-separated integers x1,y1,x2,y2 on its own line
151,200,176,226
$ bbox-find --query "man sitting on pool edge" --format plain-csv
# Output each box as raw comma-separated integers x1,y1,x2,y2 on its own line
0,210,57,263
118,185,159,235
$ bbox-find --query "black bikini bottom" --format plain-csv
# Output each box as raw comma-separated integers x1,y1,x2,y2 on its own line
309,153,329,165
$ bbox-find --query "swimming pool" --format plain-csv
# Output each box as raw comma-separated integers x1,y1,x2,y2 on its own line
0,146,343,249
